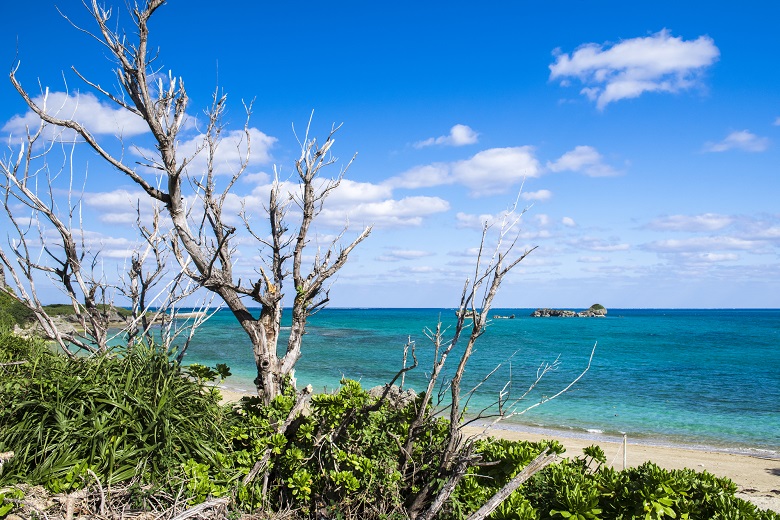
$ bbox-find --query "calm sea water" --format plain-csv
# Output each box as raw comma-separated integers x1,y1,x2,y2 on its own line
181,308,780,457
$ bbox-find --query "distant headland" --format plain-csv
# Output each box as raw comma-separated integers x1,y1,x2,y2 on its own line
531,303,607,317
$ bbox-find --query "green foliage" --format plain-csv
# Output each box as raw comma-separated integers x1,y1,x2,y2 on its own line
448,437,561,519
0,290,34,328
1,339,777,520
589,304,606,311
0,488,24,517
186,362,232,385
220,379,414,517
523,450,780,520
0,333,229,491
0,292,135,329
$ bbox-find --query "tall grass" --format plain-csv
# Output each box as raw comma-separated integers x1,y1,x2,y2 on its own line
0,330,229,490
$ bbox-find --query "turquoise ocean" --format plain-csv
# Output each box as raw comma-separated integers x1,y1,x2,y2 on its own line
181,308,779,457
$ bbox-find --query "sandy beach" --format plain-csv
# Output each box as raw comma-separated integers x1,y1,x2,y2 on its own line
220,387,779,513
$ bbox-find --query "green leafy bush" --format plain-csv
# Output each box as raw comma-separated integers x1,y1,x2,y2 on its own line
523,453,780,520
0,290,34,328
0,333,229,490
2,335,778,520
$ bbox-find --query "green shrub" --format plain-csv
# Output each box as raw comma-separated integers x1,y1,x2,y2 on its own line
523,452,780,520
0,335,229,490
0,290,35,327
2,339,778,520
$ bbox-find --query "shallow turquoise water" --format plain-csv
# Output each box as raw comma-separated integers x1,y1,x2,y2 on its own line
181,308,780,456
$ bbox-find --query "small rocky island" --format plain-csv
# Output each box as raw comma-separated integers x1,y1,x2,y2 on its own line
531,303,607,318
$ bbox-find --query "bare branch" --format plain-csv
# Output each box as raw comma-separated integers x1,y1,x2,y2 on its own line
466,449,558,520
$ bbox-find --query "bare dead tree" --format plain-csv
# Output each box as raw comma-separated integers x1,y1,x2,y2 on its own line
117,202,218,359
0,113,112,355
8,0,370,403
379,204,597,520
0,100,213,357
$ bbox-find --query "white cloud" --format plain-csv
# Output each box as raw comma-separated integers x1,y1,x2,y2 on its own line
681,252,739,262
562,217,577,227
550,29,719,109
534,214,550,227
547,145,619,176
774,117,780,126
376,249,434,261
452,147,540,196
320,196,450,227
647,213,733,232
242,172,272,184
387,146,540,197
237,177,447,229
414,124,479,148
3,91,148,139
521,189,552,201
703,130,769,152
644,236,758,252
409,266,437,273
385,164,452,190
136,128,276,176
455,209,525,230
578,256,609,263
71,229,139,259
325,179,394,205
84,188,159,225
569,237,630,252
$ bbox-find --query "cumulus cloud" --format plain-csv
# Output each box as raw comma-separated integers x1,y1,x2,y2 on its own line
414,124,479,148
550,29,719,109
242,172,272,184
453,147,540,196
3,91,149,140
521,189,552,201
83,188,159,225
325,179,394,205
562,217,577,227
703,130,769,152
387,146,540,197
547,145,619,176
383,164,451,190
70,229,139,259
320,196,450,227
225,175,449,230
136,128,276,176
455,208,526,230
534,214,550,227
647,213,733,232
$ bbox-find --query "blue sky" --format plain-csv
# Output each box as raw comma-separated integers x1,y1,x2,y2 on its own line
1,1,779,308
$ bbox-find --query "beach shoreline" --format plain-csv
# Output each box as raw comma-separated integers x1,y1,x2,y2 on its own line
219,387,780,513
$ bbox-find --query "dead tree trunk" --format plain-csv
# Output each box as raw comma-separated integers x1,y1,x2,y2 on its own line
8,0,370,404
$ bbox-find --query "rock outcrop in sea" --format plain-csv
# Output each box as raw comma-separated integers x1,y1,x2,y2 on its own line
531,304,607,318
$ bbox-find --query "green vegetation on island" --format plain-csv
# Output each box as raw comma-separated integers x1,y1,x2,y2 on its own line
0,290,134,330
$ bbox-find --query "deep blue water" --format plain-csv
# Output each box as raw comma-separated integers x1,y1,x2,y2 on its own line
181,308,780,456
